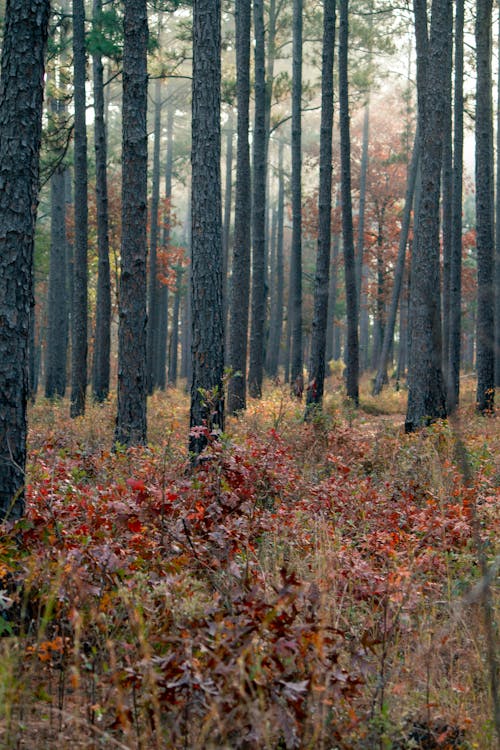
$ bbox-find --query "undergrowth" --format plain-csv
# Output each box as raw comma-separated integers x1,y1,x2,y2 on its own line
0,376,497,749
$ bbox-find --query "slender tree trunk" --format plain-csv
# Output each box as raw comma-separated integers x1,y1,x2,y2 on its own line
248,0,267,398
326,229,340,363
189,0,224,456
373,129,420,395
405,0,450,431
339,0,359,405
0,0,50,519
114,0,148,446
290,0,303,396
147,78,162,394
441,16,453,378
70,0,89,418
91,0,111,403
266,140,285,378
447,0,464,411
168,266,182,386
156,104,174,390
496,1,500,389
305,0,336,414
223,112,233,342
46,164,68,399
475,0,495,413
227,0,251,413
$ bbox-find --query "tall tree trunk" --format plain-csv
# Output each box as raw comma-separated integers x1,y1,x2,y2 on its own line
290,0,303,396
223,112,233,342
496,1,500,389
373,129,420,395
71,0,89,418
147,78,162,394
441,16,453,378
45,164,68,398
447,0,464,411
168,266,182,386
305,0,336,413
114,0,148,446
339,0,359,405
227,0,251,413
156,104,174,390
0,0,50,519
91,0,111,403
189,0,224,456
266,139,285,379
475,0,495,413
405,0,450,431
326,229,340,363
248,0,267,398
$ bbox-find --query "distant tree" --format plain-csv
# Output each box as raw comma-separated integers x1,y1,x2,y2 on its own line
70,0,89,418
189,0,224,456
338,0,359,406
405,0,450,431
266,138,285,379
227,0,251,414
0,0,50,519
114,0,149,446
305,0,336,414
475,0,495,413
45,68,69,400
147,78,163,394
91,0,112,403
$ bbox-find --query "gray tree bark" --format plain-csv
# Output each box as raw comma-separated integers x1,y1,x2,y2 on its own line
305,0,336,414
91,0,111,403
339,0,359,405
290,0,304,396
475,0,495,413
189,0,224,456
114,0,148,446
447,0,464,411
147,78,162,394
0,0,50,519
70,0,89,418
248,0,267,398
227,0,251,414
405,0,450,431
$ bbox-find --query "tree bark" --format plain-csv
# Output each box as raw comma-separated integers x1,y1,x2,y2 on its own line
405,0,450,431
227,0,251,414
447,0,464,411
290,0,304,396
475,0,495,414
147,78,162,394
114,0,148,446
189,0,224,456
441,15,453,378
46,164,69,399
91,0,111,403
305,0,336,414
0,0,50,519
248,0,267,398
70,0,89,418
339,0,359,405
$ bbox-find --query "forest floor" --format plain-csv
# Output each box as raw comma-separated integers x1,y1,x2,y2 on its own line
0,373,498,749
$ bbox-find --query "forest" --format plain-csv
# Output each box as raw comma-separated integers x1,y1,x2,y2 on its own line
0,0,498,747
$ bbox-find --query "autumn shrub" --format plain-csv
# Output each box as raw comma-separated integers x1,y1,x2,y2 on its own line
0,380,497,749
